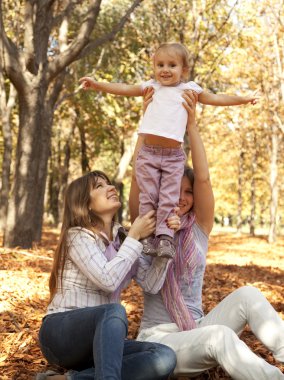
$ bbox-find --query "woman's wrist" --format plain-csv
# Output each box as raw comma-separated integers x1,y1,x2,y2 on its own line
127,230,140,241
187,120,197,133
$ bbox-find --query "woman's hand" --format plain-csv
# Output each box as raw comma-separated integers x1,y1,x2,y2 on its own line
182,90,198,130
128,210,156,241
143,86,154,114
166,207,181,232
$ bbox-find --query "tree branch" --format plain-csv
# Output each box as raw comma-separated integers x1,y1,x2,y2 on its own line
48,70,67,109
47,0,144,81
78,0,144,60
44,0,57,7
273,111,284,135
24,1,38,74
201,0,239,51
47,0,102,80
0,0,25,91
52,0,80,29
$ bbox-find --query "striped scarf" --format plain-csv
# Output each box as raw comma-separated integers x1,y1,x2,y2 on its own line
104,227,138,303
160,212,199,331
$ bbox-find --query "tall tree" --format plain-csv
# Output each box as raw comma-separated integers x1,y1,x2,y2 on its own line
260,0,284,242
0,68,17,230
0,0,143,247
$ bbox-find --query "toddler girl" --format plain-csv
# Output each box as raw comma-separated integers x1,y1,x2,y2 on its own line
79,42,258,259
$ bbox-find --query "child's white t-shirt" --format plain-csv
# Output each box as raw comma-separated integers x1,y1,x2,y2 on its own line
139,79,203,142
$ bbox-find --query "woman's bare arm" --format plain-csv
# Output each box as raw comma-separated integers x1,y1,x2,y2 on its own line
183,91,215,235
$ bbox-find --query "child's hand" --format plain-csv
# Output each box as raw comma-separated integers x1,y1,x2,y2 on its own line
166,207,181,232
143,86,154,114
245,89,260,105
79,77,96,90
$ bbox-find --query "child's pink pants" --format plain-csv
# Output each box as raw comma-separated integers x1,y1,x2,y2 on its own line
136,144,185,238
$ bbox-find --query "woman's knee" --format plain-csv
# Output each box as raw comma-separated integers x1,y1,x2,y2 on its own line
105,303,127,322
98,304,128,337
234,285,263,301
149,343,177,377
208,325,239,356
92,303,128,329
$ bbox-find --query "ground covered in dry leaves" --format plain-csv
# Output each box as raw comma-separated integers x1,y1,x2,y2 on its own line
0,227,283,379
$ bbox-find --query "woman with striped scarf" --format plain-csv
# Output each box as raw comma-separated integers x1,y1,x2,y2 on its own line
130,90,284,380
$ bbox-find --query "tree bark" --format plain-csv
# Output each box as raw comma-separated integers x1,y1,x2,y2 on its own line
268,124,278,243
114,132,138,223
78,121,90,174
48,150,60,225
58,122,76,223
236,150,244,233
249,133,257,237
249,161,256,237
3,83,53,247
0,74,16,232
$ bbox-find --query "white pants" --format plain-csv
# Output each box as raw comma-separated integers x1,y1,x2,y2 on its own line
137,286,284,379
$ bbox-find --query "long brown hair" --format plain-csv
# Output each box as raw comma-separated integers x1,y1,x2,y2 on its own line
49,170,112,301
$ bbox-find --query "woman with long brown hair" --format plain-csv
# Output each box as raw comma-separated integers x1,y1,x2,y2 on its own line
36,170,176,380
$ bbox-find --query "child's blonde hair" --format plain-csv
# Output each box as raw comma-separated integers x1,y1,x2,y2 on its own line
154,42,190,80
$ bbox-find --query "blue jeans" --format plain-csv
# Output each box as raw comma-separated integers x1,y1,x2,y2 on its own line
39,304,176,380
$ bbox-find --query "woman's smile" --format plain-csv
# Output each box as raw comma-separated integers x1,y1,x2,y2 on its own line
89,178,121,215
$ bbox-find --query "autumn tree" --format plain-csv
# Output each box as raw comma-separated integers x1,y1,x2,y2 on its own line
0,68,17,230
264,1,284,243
0,0,144,248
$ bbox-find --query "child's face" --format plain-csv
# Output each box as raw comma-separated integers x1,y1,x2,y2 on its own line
153,49,186,86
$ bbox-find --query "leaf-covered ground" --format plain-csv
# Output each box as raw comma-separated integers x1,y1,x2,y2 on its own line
0,227,283,379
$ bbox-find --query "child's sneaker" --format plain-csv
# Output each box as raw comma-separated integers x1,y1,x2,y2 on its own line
141,236,157,256
157,235,175,258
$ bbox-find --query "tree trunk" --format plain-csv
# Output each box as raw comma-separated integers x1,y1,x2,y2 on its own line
116,182,124,224
0,78,16,232
249,137,257,237
78,121,90,174
236,150,244,233
268,124,278,243
4,84,53,247
48,153,60,225
114,132,138,183
58,123,75,224
34,103,55,241
114,132,138,223
249,170,256,236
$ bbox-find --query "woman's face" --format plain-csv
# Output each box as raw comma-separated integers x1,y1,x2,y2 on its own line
178,175,194,216
89,177,121,216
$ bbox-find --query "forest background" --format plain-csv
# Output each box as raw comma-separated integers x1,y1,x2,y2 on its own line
0,0,283,244
0,1,284,379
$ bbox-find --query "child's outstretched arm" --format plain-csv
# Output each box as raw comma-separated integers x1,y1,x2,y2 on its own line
198,89,259,106
79,76,143,96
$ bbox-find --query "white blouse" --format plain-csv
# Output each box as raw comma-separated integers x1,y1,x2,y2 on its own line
47,224,170,315
138,79,203,142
